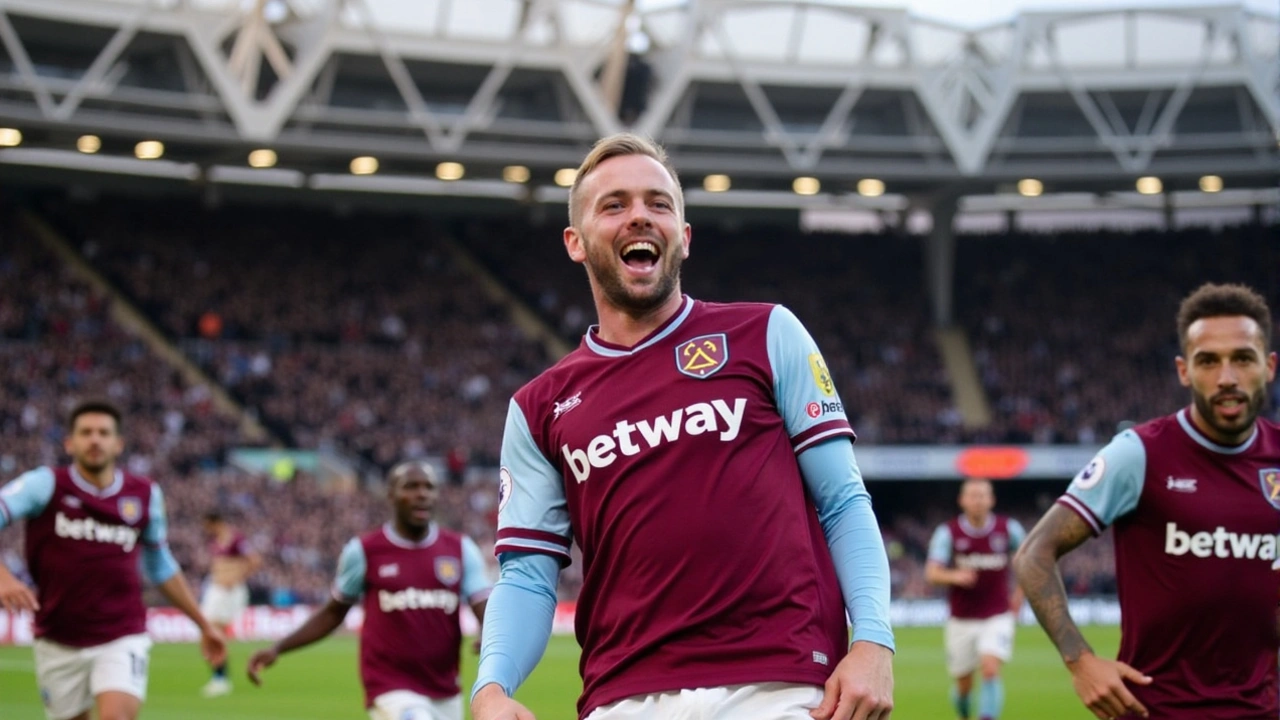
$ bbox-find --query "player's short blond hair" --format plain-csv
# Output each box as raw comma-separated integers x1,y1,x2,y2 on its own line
568,133,683,227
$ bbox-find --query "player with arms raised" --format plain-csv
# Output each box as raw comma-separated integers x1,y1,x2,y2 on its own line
0,400,225,720
1014,283,1280,719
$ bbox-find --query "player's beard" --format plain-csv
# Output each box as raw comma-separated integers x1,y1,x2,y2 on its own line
75,446,114,474
1192,384,1268,441
584,236,684,316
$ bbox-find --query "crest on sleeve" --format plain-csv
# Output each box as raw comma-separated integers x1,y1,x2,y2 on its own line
675,333,728,379
1072,456,1106,490
118,496,143,525
1259,468,1280,510
498,467,513,514
808,353,835,397
435,556,461,586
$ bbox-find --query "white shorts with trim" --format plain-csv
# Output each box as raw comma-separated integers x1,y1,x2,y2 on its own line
200,583,249,626
33,633,152,720
945,612,1015,677
586,682,824,720
368,689,462,720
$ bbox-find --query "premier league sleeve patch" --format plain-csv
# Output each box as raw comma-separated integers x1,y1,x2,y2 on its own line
498,467,513,514
1259,468,1280,510
675,333,727,379
1071,456,1106,490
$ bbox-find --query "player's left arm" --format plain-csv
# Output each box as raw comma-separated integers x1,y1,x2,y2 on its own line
144,485,227,665
767,306,893,720
461,535,493,653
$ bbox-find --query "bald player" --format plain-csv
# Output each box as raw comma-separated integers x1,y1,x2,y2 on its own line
247,461,492,720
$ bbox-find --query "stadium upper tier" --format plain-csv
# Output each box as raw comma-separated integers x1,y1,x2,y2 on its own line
0,0,1275,202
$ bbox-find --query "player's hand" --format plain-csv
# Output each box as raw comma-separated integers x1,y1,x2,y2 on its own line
1065,652,1152,719
810,640,894,720
0,575,38,613
952,569,978,588
471,682,537,720
199,624,227,667
246,647,279,687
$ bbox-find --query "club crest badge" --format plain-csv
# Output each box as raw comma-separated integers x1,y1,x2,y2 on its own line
675,334,728,379
435,556,461,587
118,496,142,525
1259,468,1280,510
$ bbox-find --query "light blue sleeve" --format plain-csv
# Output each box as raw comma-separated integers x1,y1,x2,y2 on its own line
332,538,366,603
140,485,179,584
460,535,493,602
926,524,953,565
472,551,560,700
1007,518,1027,553
1057,430,1147,534
766,306,857,453
494,398,572,563
797,438,894,652
0,468,55,528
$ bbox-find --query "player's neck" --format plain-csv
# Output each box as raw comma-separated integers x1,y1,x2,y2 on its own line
74,462,115,488
593,290,684,348
393,519,430,543
1188,405,1255,446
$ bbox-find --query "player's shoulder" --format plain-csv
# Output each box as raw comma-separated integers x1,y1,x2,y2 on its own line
1126,410,1183,443
120,470,159,492
692,298,778,321
1256,415,1280,443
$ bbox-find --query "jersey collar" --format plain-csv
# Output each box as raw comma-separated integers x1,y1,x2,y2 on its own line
382,521,439,548
1176,407,1258,455
583,295,694,358
69,466,124,498
958,514,995,536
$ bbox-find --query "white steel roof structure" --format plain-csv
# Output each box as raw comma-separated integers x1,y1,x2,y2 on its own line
0,0,1275,197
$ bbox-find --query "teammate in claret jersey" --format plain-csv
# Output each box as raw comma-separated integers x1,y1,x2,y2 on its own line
0,400,225,720
1014,282,1280,720
247,461,491,720
471,133,895,720
198,509,262,697
926,478,1025,720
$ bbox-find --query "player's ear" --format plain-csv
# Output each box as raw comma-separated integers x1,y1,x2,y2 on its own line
1175,355,1191,387
1267,351,1277,382
564,226,586,263
680,222,691,259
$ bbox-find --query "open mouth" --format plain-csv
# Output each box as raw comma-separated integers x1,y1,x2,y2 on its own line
620,240,661,272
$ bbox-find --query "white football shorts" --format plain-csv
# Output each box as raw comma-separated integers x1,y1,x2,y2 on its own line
200,583,249,626
368,690,462,720
33,633,152,720
586,682,825,719
945,611,1015,677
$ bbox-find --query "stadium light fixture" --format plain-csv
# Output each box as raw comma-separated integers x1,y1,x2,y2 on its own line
1198,175,1223,193
503,165,530,183
1135,176,1162,195
436,162,465,181
1017,178,1043,197
554,168,578,187
77,135,101,154
350,156,379,175
792,177,820,196
857,178,885,197
135,140,164,160
0,128,23,147
703,174,731,192
248,149,277,168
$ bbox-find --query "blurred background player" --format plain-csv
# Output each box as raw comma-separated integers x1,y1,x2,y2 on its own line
246,460,491,720
0,400,225,720
926,478,1025,720
199,510,262,697
1014,283,1279,720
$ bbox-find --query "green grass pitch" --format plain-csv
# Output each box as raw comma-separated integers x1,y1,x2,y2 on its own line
0,625,1119,719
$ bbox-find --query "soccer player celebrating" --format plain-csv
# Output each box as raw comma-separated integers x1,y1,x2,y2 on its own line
471,133,894,720
198,510,262,697
247,460,491,720
925,478,1024,720
0,400,225,720
1014,282,1280,720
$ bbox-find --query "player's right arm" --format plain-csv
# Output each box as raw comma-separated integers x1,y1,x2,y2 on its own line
247,537,361,686
1012,432,1151,720
472,397,571,720
923,524,977,588
0,468,55,612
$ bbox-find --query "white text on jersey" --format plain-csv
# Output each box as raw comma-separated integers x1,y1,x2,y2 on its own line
1164,522,1277,560
378,588,459,614
955,552,1008,571
562,398,747,483
54,511,139,552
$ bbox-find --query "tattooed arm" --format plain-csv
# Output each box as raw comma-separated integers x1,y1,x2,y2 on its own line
1013,505,1151,719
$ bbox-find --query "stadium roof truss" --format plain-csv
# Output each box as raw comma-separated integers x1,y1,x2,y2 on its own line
0,0,1276,192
